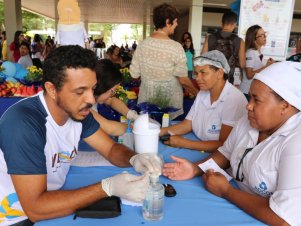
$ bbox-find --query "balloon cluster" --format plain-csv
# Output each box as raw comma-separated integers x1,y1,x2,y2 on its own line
0,62,28,83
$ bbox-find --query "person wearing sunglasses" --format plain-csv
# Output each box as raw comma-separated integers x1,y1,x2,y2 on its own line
92,59,138,136
240,25,275,101
160,50,247,152
163,61,301,225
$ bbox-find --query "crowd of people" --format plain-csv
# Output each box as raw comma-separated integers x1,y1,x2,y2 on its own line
0,2,301,226
0,31,56,68
0,29,138,71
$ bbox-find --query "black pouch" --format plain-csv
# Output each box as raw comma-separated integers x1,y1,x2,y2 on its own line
74,196,121,219
160,134,170,143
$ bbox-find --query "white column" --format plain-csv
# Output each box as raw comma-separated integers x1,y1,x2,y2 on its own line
84,20,88,34
143,5,153,40
54,0,59,35
143,21,147,39
189,0,203,55
3,0,22,46
149,14,154,34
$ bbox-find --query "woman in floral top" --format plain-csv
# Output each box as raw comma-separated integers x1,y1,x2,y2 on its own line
130,3,198,120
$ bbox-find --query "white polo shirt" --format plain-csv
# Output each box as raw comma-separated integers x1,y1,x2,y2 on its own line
218,113,301,225
186,81,247,141
239,49,264,94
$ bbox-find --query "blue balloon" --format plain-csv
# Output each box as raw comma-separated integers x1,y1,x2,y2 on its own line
14,68,28,80
2,61,16,77
14,63,23,72
0,72,6,83
6,77,18,83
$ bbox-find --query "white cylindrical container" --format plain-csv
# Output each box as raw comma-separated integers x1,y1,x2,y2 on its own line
133,114,160,154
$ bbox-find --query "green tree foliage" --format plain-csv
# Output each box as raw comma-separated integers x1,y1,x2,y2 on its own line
89,23,118,44
22,11,54,32
0,2,4,30
130,24,142,41
0,2,54,33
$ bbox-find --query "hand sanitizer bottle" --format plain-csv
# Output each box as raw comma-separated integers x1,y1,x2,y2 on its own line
142,174,164,221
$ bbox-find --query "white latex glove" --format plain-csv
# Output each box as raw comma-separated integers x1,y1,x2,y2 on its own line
130,153,163,175
126,110,138,121
101,172,149,203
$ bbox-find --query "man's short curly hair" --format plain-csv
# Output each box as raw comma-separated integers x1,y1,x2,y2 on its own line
153,3,179,30
42,45,97,91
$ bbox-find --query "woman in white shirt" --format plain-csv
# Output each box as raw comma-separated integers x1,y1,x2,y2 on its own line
240,25,275,100
160,50,247,152
163,61,301,225
17,41,33,69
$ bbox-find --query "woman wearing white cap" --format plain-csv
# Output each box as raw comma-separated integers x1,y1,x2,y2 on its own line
160,50,247,152
163,61,301,225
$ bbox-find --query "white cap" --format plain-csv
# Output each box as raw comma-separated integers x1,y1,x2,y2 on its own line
193,50,230,74
254,61,301,110
132,114,160,135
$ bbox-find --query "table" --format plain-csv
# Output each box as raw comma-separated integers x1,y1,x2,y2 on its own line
36,133,266,226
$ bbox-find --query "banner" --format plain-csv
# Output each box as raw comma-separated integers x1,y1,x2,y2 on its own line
238,0,295,61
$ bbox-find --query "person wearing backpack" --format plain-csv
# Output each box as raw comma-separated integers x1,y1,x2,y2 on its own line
201,11,245,85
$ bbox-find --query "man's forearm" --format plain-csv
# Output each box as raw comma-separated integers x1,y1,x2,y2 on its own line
12,175,107,223
107,143,135,167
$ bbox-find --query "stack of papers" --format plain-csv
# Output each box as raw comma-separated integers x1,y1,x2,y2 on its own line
71,151,113,167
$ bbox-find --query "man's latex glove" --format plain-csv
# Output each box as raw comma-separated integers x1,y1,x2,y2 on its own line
126,110,138,121
130,153,163,175
102,172,149,202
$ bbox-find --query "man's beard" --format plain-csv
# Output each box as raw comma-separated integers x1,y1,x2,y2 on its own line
57,96,93,122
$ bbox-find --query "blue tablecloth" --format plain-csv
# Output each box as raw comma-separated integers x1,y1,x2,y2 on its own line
36,133,266,226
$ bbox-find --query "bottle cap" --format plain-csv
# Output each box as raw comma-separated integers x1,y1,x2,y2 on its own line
132,114,160,135
163,113,169,118
150,173,159,183
120,116,127,123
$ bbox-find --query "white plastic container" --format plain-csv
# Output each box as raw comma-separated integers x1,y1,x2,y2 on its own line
133,114,160,154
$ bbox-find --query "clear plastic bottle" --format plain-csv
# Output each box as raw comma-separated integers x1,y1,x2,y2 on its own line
142,174,164,221
118,120,134,150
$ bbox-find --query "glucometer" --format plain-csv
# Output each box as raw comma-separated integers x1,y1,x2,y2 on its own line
160,134,170,143
163,184,177,197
